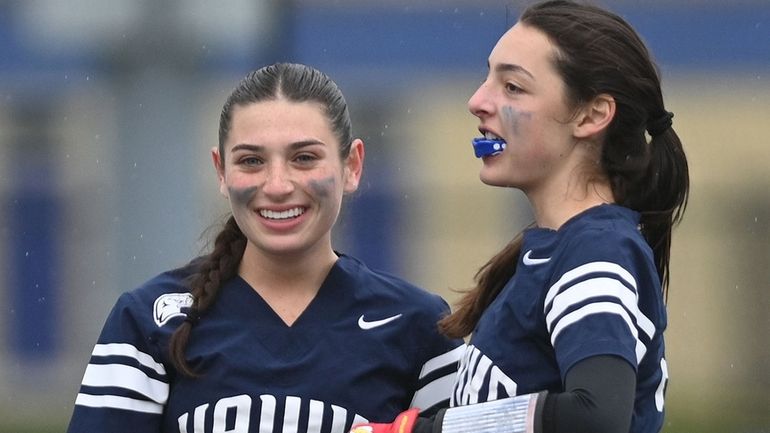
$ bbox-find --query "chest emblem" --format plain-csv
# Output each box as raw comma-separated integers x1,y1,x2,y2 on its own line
522,250,551,266
357,313,402,330
153,293,194,327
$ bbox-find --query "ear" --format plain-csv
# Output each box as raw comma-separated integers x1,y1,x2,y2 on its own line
573,94,615,139
211,146,229,198
343,139,365,193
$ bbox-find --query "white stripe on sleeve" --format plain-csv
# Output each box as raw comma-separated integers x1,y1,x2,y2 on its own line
549,302,647,364
418,344,465,379
546,277,655,339
82,363,169,404
92,343,167,376
410,374,456,410
544,262,637,308
411,345,464,410
75,393,164,414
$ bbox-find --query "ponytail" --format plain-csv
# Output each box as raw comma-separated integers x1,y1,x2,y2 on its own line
168,216,246,376
637,121,689,299
440,0,690,339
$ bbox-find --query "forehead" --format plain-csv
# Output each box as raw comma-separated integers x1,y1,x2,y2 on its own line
226,98,335,147
488,22,558,77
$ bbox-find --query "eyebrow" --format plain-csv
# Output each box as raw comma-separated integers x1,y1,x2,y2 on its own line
492,62,535,80
230,139,326,153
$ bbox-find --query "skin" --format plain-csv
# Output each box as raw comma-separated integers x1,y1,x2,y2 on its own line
467,22,616,230
211,97,364,324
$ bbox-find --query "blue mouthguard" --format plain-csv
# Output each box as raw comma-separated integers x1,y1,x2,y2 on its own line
472,137,507,158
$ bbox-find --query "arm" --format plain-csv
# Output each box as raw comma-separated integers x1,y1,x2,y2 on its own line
66,292,167,433
353,355,635,433
540,355,635,433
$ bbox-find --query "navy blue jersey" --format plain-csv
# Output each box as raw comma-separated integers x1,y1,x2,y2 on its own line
68,254,464,433
452,205,668,433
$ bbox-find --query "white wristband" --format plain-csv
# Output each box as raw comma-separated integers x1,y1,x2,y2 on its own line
440,393,543,433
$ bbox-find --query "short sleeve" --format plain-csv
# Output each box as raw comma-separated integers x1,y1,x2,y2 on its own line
67,292,169,433
409,295,465,416
543,228,660,377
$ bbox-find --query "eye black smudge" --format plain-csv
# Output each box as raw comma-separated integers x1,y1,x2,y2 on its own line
228,185,259,206
308,176,336,198
502,106,533,136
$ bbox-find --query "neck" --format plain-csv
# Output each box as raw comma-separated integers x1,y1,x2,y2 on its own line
237,244,338,326
238,243,338,296
528,179,614,230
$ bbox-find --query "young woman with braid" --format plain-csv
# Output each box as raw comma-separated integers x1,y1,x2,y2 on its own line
67,63,464,433
352,1,689,433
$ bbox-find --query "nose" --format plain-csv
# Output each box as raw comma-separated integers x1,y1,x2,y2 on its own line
468,81,492,119
262,163,294,197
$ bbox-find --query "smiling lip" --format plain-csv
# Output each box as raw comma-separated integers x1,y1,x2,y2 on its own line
258,206,307,221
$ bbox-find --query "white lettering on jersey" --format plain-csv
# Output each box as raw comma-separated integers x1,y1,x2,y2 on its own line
258,395,276,433
284,396,301,433
308,400,324,433
194,403,208,433
214,395,251,433
451,345,517,406
178,394,368,433
177,403,209,433
178,411,187,433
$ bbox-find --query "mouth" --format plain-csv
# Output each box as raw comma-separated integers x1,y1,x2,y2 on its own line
481,129,505,141
472,129,507,158
258,207,306,220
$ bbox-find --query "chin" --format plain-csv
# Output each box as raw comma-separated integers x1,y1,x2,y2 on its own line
479,170,508,188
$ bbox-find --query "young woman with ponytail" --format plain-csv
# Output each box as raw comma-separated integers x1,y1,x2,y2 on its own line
352,1,689,433
67,63,463,433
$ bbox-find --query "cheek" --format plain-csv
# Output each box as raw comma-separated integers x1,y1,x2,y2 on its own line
501,106,533,138
227,184,258,207
307,176,337,199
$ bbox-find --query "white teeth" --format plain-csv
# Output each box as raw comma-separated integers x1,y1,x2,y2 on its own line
260,207,304,220
484,132,503,140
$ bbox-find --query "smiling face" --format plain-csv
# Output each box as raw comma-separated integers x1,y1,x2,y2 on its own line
213,98,363,261
467,22,581,197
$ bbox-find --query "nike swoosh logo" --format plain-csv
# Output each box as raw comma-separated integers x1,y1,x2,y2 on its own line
358,313,403,330
522,249,551,266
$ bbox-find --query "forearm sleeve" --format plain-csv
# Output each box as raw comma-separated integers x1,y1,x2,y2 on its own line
417,355,634,433
541,355,636,433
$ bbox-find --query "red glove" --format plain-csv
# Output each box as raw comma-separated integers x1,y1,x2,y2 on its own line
350,408,420,433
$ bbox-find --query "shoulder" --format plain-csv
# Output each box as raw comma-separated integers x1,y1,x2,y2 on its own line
111,259,200,329
558,205,652,265
87,260,202,362
537,205,661,302
335,254,450,314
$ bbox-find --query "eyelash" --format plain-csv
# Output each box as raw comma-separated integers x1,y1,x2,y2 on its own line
236,154,319,167
294,153,318,163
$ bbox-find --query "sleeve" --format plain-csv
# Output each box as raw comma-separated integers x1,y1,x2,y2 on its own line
409,295,466,417
541,355,635,433
543,229,658,378
66,292,169,433
417,356,635,433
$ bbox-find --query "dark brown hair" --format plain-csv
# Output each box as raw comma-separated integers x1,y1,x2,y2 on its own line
169,63,355,375
439,0,689,338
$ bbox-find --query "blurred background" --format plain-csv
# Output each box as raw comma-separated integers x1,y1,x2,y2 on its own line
0,0,768,432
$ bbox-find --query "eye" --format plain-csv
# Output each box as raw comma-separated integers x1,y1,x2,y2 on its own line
294,153,319,164
505,82,524,94
239,156,263,166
